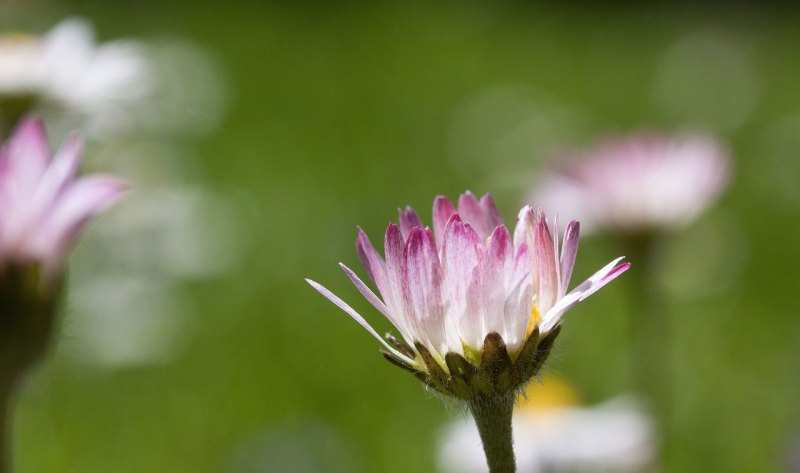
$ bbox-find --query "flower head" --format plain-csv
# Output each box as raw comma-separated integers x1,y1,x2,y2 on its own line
0,117,126,287
307,192,628,398
0,116,124,374
530,134,730,236
0,18,153,132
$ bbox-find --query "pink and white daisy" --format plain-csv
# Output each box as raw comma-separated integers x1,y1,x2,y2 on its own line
307,192,628,398
530,134,731,235
0,117,126,287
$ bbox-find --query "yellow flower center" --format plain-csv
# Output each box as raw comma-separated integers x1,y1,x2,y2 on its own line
525,297,541,338
0,33,38,50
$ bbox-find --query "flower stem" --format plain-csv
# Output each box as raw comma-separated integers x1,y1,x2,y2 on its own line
468,394,516,473
623,234,672,458
0,369,16,473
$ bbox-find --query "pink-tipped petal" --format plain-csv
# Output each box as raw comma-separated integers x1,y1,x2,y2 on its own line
571,257,630,302
479,193,503,231
510,242,531,291
552,214,561,296
27,134,83,222
540,257,630,332
305,278,414,365
441,216,484,349
560,220,580,295
504,278,533,347
531,209,558,314
5,118,51,190
402,227,445,352
356,227,390,298
398,206,422,240
340,263,412,346
384,223,408,321
457,191,492,241
32,175,126,260
432,196,457,249
340,263,393,322
483,225,513,336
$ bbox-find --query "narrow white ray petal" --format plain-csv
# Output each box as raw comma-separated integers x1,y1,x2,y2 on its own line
540,257,629,333
306,278,415,365
340,263,413,345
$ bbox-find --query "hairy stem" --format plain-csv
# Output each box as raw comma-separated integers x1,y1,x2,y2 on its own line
468,394,516,473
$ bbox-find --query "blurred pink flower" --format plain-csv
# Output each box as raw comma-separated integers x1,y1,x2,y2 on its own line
307,192,628,393
530,134,731,235
0,117,125,285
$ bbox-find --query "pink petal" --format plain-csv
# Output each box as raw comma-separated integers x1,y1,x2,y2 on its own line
552,214,562,295
28,134,83,223
483,225,513,336
510,242,531,291
504,278,533,347
384,223,408,322
340,263,392,319
356,227,389,297
457,191,491,241
541,257,630,332
1,117,51,202
479,193,503,232
571,257,630,301
560,220,580,296
531,209,558,314
441,215,484,349
432,196,456,250
32,175,126,262
305,278,414,365
398,206,422,240
340,262,411,341
402,227,445,353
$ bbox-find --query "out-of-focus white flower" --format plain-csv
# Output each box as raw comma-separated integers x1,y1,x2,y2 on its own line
438,379,655,473
0,17,153,133
0,33,42,95
529,134,731,236
64,184,246,367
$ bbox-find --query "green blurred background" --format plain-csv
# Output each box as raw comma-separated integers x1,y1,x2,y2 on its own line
4,1,800,471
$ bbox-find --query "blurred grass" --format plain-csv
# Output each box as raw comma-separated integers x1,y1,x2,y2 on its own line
6,1,800,472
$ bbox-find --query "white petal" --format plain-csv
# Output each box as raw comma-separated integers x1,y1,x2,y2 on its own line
306,279,415,365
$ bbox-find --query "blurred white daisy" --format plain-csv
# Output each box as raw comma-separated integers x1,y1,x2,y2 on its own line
438,378,655,473
64,155,246,367
0,17,153,134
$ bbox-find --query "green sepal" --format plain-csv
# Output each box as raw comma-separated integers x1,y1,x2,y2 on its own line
385,333,415,359
444,352,477,398
520,325,561,383
414,342,452,395
479,332,514,394
380,326,562,400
